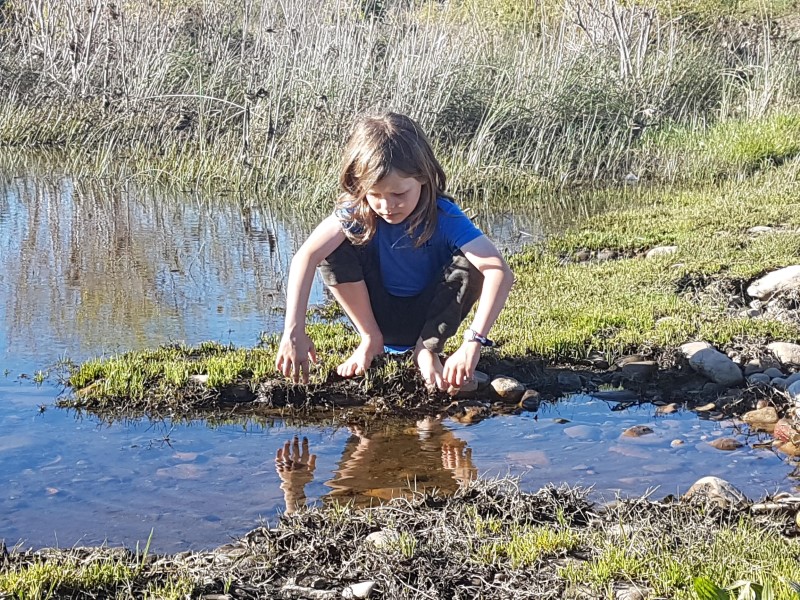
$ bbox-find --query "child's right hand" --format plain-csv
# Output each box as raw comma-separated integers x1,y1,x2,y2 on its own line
276,332,318,384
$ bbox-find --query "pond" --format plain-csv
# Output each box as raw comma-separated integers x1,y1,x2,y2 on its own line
0,168,797,554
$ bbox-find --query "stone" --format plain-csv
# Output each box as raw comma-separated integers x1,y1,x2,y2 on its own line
694,402,717,412
701,382,726,396
622,425,654,438
768,342,800,367
557,371,583,392
597,249,617,261
763,367,784,378
473,370,490,390
489,376,525,403
342,581,376,599
190,374,209,385
747,266,800,300
574,250,590,262
772,377,788,390
682,476,749,510
742,406,779,425
680,341,744,387
747,373,771,385
747,226,774,235
670,439,685,447
365,529,400,550
709,437,743,451
519,389,541,411
788,380,800,404
655,403,678,415
743,358,767,375
645,245,678,259
785,372,800,387
620,361,657,383
614,583,649,600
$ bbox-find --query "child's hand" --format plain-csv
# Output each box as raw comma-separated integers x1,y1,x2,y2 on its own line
276,332,318,384
336,335,384,378
442,342,482,391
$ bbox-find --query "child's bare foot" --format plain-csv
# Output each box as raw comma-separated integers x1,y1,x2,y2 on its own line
336,335,384,378
414,341,446,391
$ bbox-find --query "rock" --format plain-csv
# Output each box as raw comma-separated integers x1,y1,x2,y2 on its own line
342,581,376,599
682,476,748,510
365,529,400,550
452,377,479,398
655,403,678,415
768,342,800,367
747,373,771,385
701,382,726,396
614,583,649,600
763,367,784,379
519,389,541,411
645,245,678,259
575,250,590,262
620,361,658,383
694,402,717,412
772,377,788,390
473,370,490,390
596,249,618,261
747,226,774,235
680,342,744,387
743,358,767,375
617,354,646,367
786,372,800,387
670,439,684,447
622,425,654,438
788,380,800,404
742,406,779,425
709,437,743,451
190,374,209,385
747,266,800,300
557,371,583,392
489,376,525,403
773,418,798,444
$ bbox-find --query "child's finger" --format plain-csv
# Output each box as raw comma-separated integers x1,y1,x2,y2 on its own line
308,345,318,364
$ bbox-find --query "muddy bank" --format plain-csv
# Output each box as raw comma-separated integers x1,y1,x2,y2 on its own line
3,477,800,599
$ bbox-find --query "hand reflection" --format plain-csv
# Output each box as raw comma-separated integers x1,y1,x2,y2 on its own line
275,436,317,515
442,442,477,486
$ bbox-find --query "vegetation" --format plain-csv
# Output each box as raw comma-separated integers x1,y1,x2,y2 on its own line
1,0,799,200
5,478,800,599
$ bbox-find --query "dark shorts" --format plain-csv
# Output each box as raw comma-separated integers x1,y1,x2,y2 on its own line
318,240,483,353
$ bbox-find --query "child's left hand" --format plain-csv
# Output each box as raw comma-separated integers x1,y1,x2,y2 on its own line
442,342,482,390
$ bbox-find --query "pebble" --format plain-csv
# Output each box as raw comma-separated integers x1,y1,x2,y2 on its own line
365,529,400,550
622,425,654,438
742,406,779,425
746,373,771,385
489,376,525,403
682,476,749,510
694,402,716,412
342,581,376,599
670,439,685,448
645,245,678,259
655,403,677,415
519,389,541,411
763,367,784,378
708,437,743,451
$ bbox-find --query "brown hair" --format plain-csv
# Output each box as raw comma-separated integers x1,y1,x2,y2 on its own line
336,111,449,247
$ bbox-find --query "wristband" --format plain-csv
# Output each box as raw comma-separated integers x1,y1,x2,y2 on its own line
463,328,495,347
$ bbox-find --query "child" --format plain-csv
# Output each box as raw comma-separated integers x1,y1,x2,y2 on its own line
275,111,514,392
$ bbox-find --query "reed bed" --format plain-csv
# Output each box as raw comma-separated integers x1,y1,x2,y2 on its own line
1,0,798,200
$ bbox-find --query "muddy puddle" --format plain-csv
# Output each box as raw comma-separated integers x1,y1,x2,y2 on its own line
1,169,798,554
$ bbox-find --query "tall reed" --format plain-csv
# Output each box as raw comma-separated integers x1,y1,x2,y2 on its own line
0,0,797,200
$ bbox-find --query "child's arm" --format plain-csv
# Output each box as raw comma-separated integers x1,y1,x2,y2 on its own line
442,235,514,389
276,215,346,383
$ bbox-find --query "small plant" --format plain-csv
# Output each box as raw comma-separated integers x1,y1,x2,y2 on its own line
694,576,800,600
33,370,47,385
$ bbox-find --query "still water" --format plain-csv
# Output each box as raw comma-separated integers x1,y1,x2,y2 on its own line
0,171,796,554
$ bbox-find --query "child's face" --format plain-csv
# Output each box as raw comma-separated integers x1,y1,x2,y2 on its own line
365,169,422,225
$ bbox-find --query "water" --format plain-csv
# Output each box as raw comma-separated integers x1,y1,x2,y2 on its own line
0,171,796,554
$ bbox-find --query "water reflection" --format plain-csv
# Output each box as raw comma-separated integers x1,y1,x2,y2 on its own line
1,174,309,363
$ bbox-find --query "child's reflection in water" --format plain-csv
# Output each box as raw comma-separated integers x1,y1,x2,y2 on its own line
274,417,476,515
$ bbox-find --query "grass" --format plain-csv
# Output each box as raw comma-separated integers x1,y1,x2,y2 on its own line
7,478,800,599
1,0,799,199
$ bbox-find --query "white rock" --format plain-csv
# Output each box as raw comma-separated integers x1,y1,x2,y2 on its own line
342,581,376,599
365,529,400,550
190,374,210,385
682,476,748,510
747,226,774,235
645,245,678,259
768,342,800,367
490,376,525,403
680,342,744,387
747,265,800,300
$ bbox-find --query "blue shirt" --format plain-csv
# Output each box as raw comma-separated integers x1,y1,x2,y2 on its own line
374,198,482,297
